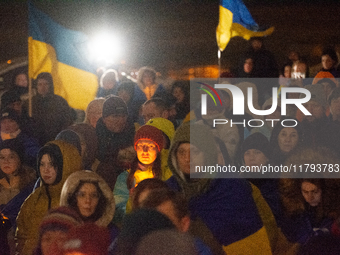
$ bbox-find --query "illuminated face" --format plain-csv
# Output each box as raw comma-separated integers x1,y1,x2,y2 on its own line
15,73,28,88
176,143,204,175
39,154,57,185
41,230,68,255
103,115,127,133
301,181,322,207
322,54,335,70
284,65,292,78
136,139,158,165
303,101,324,122
243,58,254,74
37,78,50,97
0,149,20,176
0,118,19,134
76,183,100,218
142,102,167,123
172,87,185,103
244,149,268,167
88,110,102,128
278,127,299,153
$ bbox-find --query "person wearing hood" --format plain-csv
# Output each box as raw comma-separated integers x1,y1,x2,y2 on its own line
0,139,36,207
166,122,273,255
32,206,83,255
113,121,173,224
0,107,41,168
170,81,190,122
67,124,99,171
15,140,81,255
97,69,119,98
31,72,74,145
60,170,118,252
317,48,339,78
117,81,147,124
241,133,282,223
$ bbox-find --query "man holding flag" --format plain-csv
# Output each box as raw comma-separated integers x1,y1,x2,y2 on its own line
28,2,98,114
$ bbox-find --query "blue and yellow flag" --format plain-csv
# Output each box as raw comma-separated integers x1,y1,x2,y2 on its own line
28,2,97,110
216,0,274,52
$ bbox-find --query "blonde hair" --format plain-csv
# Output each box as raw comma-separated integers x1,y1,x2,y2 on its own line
84,98,105,125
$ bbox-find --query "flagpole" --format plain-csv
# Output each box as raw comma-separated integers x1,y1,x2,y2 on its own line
28,39,33,117
218,49,221,83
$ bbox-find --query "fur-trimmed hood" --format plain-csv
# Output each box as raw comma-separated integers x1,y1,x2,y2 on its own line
60,170,115,227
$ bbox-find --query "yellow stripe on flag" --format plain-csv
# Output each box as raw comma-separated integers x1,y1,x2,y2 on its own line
29,37,97,110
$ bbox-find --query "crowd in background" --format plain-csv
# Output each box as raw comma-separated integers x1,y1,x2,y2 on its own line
0,38,340,255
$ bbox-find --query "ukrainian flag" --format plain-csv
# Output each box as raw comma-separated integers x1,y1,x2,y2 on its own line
216,0,274,52
28,2,97,110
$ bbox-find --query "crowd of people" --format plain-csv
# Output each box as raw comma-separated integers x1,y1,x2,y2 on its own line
0,39,340,255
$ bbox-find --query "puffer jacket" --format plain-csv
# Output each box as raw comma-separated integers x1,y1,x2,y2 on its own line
60,170,115,227
15,140,81,255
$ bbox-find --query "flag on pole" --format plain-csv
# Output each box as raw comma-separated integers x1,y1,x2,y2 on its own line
216,0,274,52
28,2,97,110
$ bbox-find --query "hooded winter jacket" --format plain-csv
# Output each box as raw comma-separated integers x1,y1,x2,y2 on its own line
15,140,81,255
166,122,273,255
60,170,115,227
113,118,174,223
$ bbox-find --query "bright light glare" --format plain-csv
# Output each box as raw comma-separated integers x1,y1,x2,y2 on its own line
89,33,122,66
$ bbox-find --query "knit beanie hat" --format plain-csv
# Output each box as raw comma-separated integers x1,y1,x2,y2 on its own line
301,84,327,109
0,107,20,124
241,132,270,159
146,117,175,141
102,95,128,118
0,139,24,162
312,71,337,85
55,129,82,155
63,223,110,255
39,206,83,236
134,125,164,152
1,90,21,111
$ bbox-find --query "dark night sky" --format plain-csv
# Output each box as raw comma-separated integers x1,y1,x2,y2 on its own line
0,0,339,74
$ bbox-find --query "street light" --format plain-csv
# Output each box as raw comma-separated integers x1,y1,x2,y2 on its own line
89,32,123,67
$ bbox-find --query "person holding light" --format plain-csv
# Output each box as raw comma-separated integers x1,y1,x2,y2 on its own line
113,124,168,224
